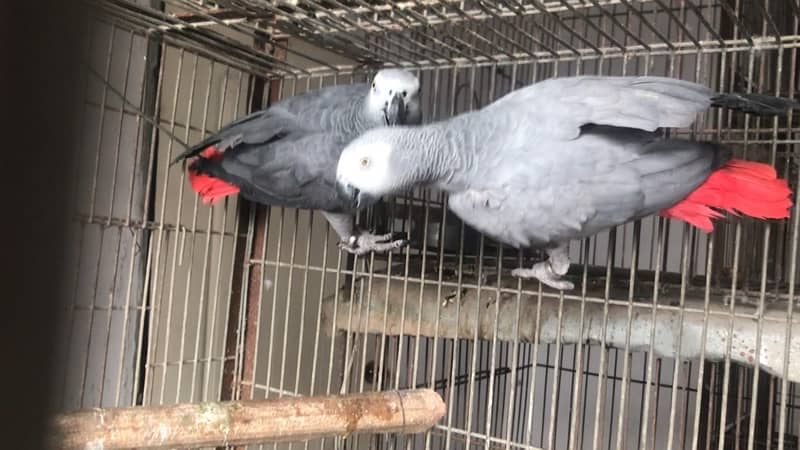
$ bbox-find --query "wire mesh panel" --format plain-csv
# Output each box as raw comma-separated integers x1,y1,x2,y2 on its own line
58,0,254,411
60,0,800,449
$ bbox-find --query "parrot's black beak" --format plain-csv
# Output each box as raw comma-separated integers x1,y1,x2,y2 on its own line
383,92,407,126
337,180,361,209
337,180,379,210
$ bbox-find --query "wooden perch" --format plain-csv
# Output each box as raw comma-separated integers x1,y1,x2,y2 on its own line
323,279,800,383
50,389,445,449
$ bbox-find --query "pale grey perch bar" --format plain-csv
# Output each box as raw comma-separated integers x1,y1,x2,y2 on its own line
323,280,800,382
50,389,445,449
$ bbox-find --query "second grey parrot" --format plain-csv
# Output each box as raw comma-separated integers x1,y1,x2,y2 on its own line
174,68,422,255
335,76,794,289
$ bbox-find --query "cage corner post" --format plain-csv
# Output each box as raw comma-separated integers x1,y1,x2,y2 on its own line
219,20,289,440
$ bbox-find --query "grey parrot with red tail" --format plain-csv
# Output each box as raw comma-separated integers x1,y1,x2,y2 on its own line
173,68,422,255
335,76,795,289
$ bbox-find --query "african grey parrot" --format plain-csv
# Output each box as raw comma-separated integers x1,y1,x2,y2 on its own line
335,76,795,289
173,68,422,255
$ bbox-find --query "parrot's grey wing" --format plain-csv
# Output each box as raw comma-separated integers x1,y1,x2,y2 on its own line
171,108,314,164
192,130,352,213
483,76,714,140
173,83,366,164
556,136,724,240
448,125,720,247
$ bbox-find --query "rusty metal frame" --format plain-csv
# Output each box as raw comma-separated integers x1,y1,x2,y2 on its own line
220,27,288,405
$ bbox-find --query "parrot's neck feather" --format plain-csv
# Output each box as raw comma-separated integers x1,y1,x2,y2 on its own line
393,122,476,192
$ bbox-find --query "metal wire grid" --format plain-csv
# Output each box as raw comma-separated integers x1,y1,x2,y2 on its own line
249,61,799,450
56,1,253,410
94,0,800,74
58,1,800,450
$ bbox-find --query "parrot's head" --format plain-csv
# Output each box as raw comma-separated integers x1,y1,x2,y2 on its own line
366,69,421,127
336,128,409,209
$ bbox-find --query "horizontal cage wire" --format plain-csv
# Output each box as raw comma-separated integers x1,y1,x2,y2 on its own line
58,0,800,449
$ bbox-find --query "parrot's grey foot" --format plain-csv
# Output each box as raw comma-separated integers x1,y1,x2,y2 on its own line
511,262,575,290
511,249,574,291
338,230,409,256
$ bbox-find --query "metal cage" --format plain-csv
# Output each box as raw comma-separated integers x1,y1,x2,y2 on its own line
59,0,800,449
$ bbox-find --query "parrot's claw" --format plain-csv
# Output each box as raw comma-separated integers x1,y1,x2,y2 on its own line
339,231,409,256
511,261,575,291
511,244,574,290
442,288,467,307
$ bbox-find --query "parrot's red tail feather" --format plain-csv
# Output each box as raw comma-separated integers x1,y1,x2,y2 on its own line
659,159,793,232
187,146,240,204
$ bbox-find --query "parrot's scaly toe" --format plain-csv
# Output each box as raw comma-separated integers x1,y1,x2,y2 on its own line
339,231,409,255
511,262,575,291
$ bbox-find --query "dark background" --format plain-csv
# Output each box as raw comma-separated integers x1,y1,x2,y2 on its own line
0,2,85,447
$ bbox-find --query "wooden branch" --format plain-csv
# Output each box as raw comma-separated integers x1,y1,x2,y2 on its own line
322,279,800,383
51,389,445,450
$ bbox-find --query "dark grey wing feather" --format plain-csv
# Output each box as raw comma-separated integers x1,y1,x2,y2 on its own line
711,92,800,116
171,108,312,164
172,83,367,165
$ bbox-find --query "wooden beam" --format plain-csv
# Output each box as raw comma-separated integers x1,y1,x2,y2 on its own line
51,389,445,449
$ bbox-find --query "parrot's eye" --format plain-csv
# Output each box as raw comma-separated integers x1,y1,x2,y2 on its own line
359,157,370,168
372,82,375,89
402,91,407,97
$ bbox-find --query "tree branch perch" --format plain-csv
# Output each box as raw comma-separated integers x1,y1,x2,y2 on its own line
322,279,800,382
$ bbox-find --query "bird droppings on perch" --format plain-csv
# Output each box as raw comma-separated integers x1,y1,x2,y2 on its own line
49,389,445,450
322,279,800,383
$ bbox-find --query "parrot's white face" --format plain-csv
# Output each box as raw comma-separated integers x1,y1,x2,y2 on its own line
336,131,399,209
365,69,421,126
